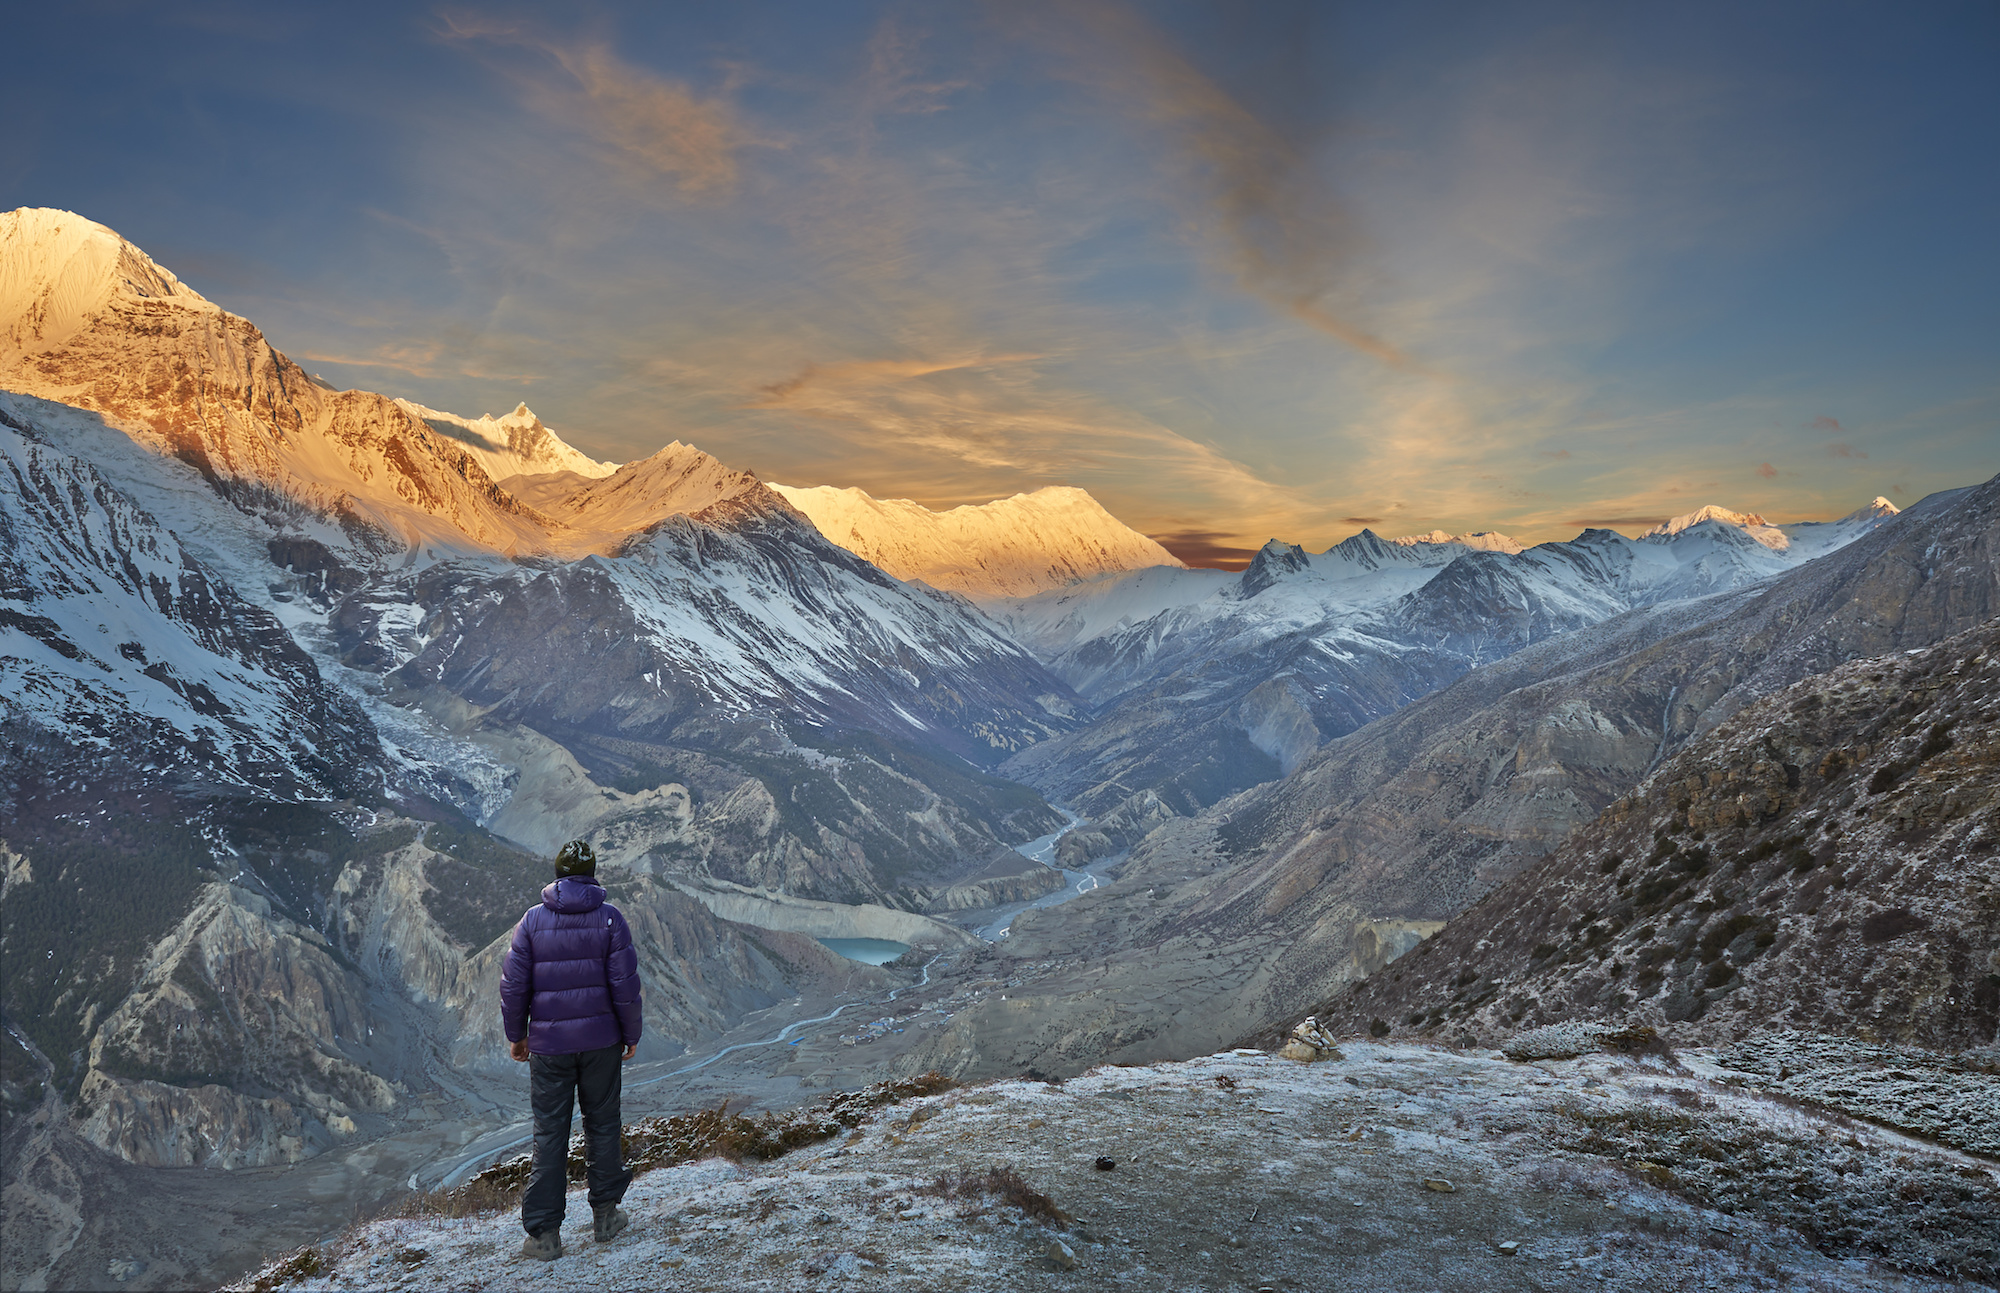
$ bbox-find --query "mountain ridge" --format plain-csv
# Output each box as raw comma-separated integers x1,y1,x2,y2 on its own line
771,481,1183,600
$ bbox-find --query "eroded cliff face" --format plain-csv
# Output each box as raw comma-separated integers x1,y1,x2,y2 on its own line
74,879,398,1168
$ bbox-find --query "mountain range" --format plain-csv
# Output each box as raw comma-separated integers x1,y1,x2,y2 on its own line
889,470,1996,1085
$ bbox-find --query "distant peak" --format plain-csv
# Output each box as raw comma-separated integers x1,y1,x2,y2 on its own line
394,397,618,480
767,480,1183,597
1644,504,1769,539
1846,496,1900,520
1389,527,1523,555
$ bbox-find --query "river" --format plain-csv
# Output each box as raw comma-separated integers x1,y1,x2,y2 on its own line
963,806,1122,941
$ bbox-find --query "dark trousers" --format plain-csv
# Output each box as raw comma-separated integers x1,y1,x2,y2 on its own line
521,1043,632,1236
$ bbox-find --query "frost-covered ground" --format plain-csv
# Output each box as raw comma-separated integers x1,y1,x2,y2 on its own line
230,1041,1998,1292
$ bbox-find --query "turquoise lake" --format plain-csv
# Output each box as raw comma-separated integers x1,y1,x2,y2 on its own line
815,937,909,965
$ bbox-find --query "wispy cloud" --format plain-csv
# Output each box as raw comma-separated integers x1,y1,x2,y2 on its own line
1569,514,1668,528
1007,1,1414,369
438,12,749,199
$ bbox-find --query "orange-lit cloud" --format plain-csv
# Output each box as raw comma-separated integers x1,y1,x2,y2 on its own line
1756,461,1778,479
752,353,1040,404
1149,529,1260,570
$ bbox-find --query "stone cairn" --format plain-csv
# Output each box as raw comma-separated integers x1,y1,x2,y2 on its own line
1278,1016,1343,1062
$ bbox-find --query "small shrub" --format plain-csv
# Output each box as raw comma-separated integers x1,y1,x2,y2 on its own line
920,1166,1069,1227
250,1248,323,1291
1531,942,1559,960
1918,721,1955,761
1860,908,1928,944
1368,1018,1391,1038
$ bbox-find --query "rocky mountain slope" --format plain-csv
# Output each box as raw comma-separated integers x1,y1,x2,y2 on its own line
995,500,1900,836
771,482,1184,600
0,416,379,798
1315,617,2000,1053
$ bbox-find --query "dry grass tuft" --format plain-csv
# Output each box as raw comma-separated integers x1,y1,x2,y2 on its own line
919,1165,1070,1227
245,1246,322,1291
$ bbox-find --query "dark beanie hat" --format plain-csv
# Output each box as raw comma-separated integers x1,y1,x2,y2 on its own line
555,839,597,877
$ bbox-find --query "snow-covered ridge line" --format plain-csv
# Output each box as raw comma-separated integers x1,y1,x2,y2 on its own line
771,482,1183,600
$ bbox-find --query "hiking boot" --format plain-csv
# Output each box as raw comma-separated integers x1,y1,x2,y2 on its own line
592,1205,630,1244
521,1229,562,1261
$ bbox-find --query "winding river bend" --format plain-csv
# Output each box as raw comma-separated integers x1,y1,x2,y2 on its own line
967,807,1121,941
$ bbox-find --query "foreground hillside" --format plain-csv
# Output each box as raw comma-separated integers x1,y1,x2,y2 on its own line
230,1041,1998,1292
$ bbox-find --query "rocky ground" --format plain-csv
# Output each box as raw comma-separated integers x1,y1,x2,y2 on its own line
229,1039,1999,1292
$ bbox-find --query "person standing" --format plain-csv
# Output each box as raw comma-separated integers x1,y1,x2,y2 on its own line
499,839,643,1261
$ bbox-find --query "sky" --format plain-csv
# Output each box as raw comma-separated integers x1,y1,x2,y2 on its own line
6,2,1996,567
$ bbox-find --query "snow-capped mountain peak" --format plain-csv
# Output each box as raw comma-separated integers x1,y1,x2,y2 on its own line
394,399,618,483
1644,503,1783,546
1,208,215,360
521,440,766,545
1389,528,1525,554
769,482,1183,600
1843,496,1900,524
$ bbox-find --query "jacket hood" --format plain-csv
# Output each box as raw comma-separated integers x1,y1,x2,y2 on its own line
541,874,608,915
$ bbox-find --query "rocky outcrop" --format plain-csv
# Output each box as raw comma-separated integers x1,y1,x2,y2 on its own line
73,1073,322,1169
919,851,1068,913
1054,790,1179,867
76,879,398,1167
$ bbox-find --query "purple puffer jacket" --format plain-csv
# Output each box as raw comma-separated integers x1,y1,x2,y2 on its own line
499,876,642,1055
